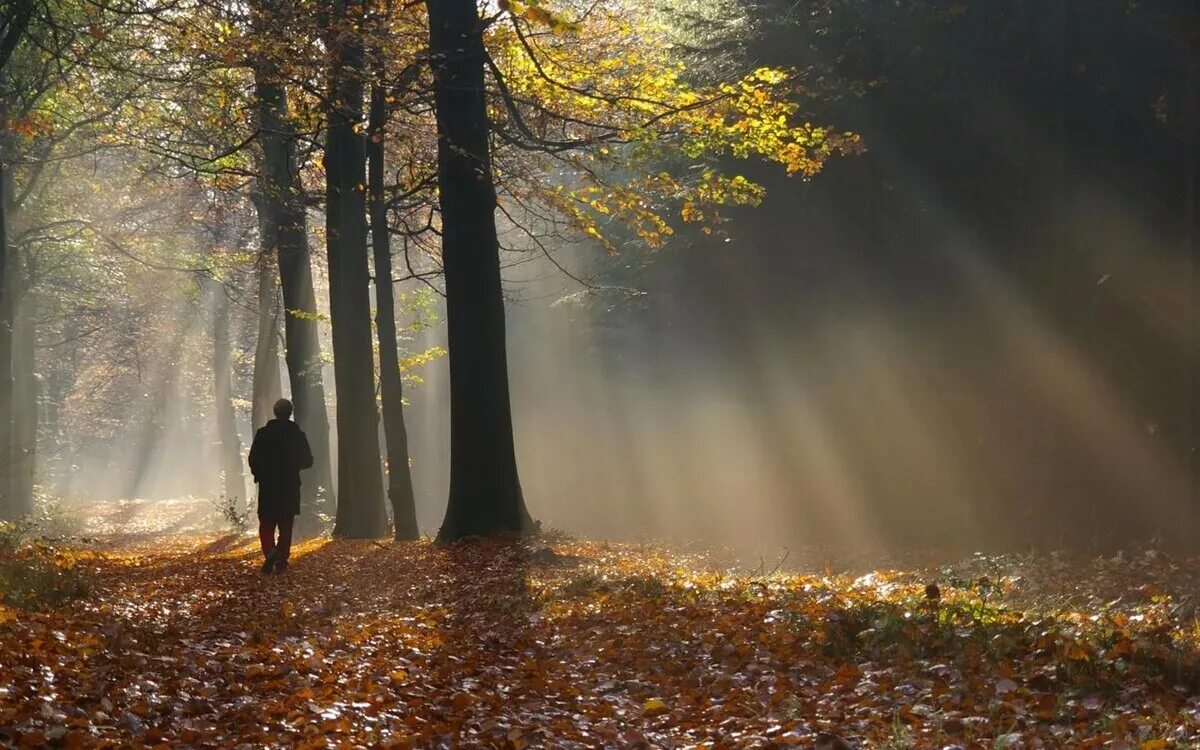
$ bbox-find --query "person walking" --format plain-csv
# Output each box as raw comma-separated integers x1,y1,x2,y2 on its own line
248,398,313,574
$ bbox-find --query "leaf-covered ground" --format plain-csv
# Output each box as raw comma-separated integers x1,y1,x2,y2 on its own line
2,517,1200,748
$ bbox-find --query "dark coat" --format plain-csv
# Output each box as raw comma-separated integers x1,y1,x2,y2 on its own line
248,418,314,520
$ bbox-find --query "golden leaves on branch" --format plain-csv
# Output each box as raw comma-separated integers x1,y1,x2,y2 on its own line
499,0,580,33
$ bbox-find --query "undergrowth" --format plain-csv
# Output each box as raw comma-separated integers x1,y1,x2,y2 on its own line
210,491,248,534
0,520,88,609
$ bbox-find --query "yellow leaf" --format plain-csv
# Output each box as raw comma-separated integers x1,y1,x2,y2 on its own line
642,698,669,717
526,6,552,25
281,601,295,618
1141,741,1170,750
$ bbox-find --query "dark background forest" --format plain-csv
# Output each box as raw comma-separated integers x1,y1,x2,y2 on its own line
440,0,1200,552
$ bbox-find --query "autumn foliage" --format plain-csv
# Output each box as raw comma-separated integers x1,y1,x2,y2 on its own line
2,516,1199,748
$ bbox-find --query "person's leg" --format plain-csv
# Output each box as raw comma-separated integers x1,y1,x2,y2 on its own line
274,516,294,573
259,518,276,559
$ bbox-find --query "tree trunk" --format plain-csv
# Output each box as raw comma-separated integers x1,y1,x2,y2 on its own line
368,75,420,540
1186,55,1199,517
123,334,183,499
428,0,532,540
212,282,246,510
251,240,283,430
0,154,7,318
0,1,32,520
0,166,16,520
326,0,388,538
10,253,35,516
0,0,34,77
253,47,337,531
0,241,15,519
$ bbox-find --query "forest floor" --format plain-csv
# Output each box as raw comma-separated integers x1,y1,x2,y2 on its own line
2,500,1200,748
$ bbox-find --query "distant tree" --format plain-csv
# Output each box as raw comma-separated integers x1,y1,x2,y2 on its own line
0,0,38,520
248,250,282,431
210,276,246,512
0,0,35,307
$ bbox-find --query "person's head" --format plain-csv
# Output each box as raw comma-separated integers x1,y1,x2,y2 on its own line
273,398,294,421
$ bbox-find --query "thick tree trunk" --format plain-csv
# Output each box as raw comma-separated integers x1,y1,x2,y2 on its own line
326,0,387,538
253,52,337,530
428,0,532,540
251,242,283,430
212,282,246,510
368,77,419,540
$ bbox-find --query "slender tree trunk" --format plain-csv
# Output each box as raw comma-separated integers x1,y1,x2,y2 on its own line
212,282,246,509
123,332,185,499
42,367,64,485
251,238,283,430
368,75,419,540
0,165,16,520
0,240,15,519
1186,56,1199,516
11,254,35,516
0,22,29,518
0,156,7,316
0,1,32,326
253,45,337,531
326,0,387,538
428,0,532,540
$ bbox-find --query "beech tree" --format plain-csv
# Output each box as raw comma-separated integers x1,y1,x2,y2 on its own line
428,0,532,539
367,27,421,540
325,0,389,538
0,0,38,520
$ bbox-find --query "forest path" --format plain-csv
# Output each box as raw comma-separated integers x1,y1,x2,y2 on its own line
2,525,1200,748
